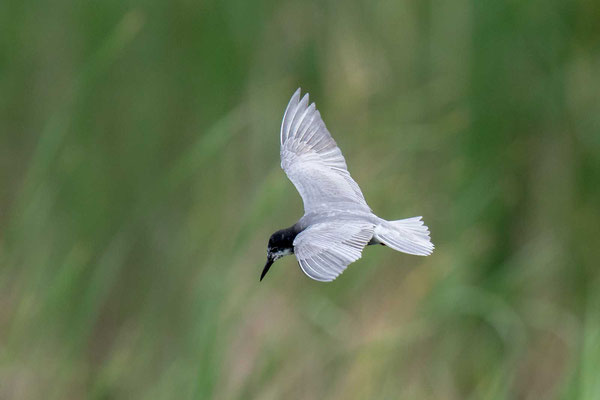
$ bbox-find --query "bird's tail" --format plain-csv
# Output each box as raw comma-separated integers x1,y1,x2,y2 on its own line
373,216,434,256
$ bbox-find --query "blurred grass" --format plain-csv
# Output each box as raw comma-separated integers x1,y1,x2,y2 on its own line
1,0,600,399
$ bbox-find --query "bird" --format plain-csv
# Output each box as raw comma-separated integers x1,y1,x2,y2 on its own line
261,88,434,282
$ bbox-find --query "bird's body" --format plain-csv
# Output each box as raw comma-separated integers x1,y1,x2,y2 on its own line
261,89,434,282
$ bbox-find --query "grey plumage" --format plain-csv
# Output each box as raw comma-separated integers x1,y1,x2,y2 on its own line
265,88,434,282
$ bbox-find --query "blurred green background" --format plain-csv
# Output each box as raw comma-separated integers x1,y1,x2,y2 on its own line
1,0,600,398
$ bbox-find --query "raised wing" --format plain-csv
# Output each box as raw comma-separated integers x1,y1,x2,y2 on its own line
293,221,374,282
280,89,370,214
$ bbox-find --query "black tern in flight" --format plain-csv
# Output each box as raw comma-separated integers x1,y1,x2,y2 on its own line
261,89,434,282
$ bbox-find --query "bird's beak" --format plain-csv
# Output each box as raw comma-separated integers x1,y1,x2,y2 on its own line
260,256,274,281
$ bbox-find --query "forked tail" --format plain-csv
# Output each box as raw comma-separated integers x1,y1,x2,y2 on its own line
373,216,434,256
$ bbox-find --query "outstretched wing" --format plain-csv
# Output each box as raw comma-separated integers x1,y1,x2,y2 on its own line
293,221,374,282
280,89,370,214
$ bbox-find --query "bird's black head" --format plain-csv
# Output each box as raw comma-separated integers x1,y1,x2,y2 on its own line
260,226,299,281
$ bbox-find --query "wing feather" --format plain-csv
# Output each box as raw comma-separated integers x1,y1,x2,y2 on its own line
293,221,374,282
280,89,370,213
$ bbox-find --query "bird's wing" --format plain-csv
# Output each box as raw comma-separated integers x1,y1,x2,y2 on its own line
293,221,374,282
280,89,370,214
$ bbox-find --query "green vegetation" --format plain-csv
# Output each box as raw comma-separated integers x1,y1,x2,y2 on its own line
1,0,599,398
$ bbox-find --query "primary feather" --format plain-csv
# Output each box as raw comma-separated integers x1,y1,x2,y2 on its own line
280,89,370,214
